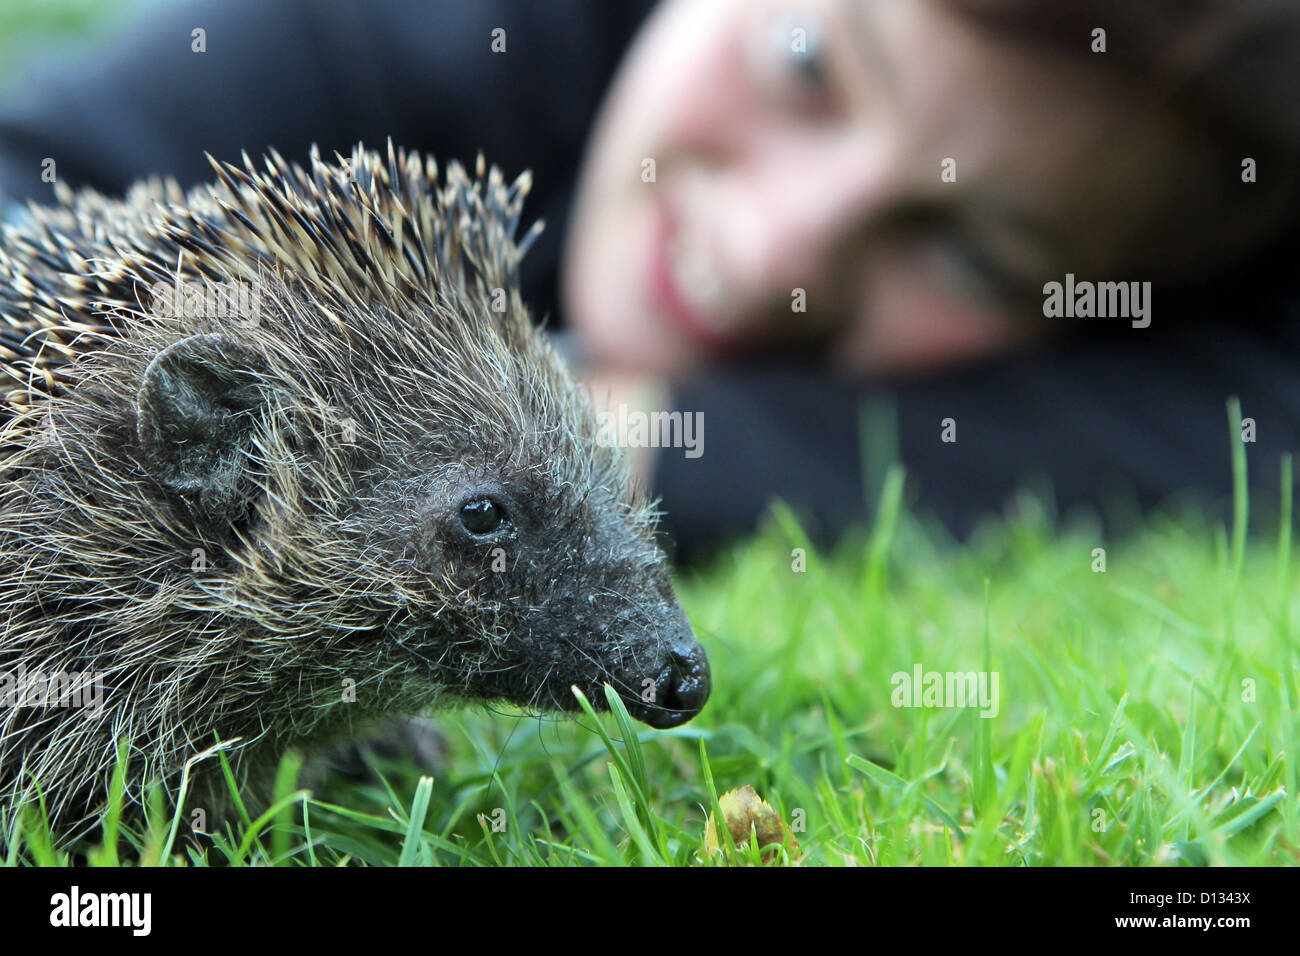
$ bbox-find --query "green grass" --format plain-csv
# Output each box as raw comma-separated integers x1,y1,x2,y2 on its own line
0,0,150,90
5,402,1298,866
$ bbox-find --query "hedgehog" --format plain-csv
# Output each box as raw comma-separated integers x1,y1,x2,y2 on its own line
0,141,710,842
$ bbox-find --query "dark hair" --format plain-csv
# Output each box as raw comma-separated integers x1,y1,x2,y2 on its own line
942,0,1300,273
943,0,1300,143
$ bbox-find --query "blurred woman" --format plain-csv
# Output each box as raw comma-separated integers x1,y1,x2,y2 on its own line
2,0,1298,553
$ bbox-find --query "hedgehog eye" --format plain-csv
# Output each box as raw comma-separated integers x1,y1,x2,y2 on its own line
459,497,505,537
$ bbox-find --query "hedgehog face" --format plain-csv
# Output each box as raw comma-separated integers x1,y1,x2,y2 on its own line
391,458,711,729
132,327,709,730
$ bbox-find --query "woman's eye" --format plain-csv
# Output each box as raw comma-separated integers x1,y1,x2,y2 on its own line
752,11,834,105
459,498,505,536
782,19,827,86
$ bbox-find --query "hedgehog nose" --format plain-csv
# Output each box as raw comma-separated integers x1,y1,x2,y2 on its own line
644,638,711,729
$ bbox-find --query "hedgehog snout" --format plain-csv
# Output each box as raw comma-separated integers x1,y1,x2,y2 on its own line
646,636,711,729
622,609,711,729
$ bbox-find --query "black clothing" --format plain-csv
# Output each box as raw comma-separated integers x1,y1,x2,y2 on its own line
0,0,652,327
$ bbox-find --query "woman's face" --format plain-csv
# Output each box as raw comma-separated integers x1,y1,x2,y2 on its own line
562,0,1191,375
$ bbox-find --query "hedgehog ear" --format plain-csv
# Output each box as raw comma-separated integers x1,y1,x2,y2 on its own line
136,333,269,522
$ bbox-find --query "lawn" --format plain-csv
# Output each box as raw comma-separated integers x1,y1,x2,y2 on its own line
0,0,147,91
8,403,1296,866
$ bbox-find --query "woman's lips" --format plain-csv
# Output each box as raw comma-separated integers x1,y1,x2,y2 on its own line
647,195,746,352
